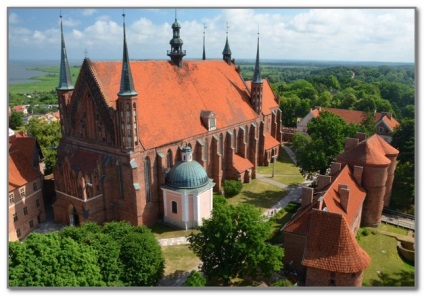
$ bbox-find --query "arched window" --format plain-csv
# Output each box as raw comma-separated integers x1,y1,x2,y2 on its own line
219,134,224,155
204,137,208,162
144,157,151,203
233,128,237,151
167,149,173,169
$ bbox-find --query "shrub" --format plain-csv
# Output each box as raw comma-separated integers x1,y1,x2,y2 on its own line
223,180,243,198
284,202,300,213
271,278,294,287
213,194,227,207
182,270,206,287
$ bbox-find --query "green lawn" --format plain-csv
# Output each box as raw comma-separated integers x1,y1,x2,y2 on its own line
226,179,287,212
9,66,81,94
161,245,201,277
257,145,300,176
149,223,198,240
272,175,305,186
358,228,415,287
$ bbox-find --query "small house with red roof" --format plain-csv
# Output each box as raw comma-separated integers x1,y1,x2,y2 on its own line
8,132,46,241
52,14,282,227
12,105,28,116
296,107,400,142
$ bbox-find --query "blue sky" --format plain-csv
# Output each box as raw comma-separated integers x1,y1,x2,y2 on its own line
8,7,416,63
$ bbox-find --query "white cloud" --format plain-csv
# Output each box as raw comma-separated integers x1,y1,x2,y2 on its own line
62,17,80,27
82,9,96,16
8,13,20,25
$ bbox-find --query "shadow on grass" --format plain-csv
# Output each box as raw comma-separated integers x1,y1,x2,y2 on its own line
159,270,190,286
368,270,415,287
238,190,287,209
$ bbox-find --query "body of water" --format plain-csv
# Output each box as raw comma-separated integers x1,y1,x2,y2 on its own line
8,59,79,84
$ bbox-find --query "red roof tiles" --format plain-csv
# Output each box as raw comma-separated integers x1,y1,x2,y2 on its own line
264,132,280,150
233,154,254,173
89,60,278,149
9,137,37,166
313,108,399,131
302,209,371,273
322,166,366,225
337,134,398,166
9,150,42,191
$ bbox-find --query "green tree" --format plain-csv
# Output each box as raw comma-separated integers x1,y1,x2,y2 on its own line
119,232,165,286
25,118,61,174
9,111,24,130
182,270,206,287
187,203,283,286
9,221,165,287
391,118,415,164
358,111,376,136
296,111,358,175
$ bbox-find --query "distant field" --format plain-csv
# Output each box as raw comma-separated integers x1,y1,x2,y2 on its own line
8,66,80,94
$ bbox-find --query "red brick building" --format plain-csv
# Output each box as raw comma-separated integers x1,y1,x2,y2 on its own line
8,133,46,241
52,15,282,227
282,133,398,286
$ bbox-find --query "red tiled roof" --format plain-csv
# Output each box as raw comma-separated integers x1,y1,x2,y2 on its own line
12,105,26,113
322,166,366,225
233,154,254,173
90,60,268,149
264,132,280,150
317,108,399,129
302,209,371,273
70,150,101,173
337,134,398,166
282,201,316,236
9,150,42,191
380,115,400,131
245,80,279,116
9,137,37,167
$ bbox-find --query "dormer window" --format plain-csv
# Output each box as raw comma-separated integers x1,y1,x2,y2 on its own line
200,110,217,131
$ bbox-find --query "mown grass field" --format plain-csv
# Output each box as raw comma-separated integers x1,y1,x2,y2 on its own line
161,245,201,277
358,225,415,287
9,66,81,94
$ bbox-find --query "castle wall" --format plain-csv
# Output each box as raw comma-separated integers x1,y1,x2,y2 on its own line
305,267,365,287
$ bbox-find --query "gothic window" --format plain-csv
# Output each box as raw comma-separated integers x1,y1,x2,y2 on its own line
171,201,178,214
33,182,37,191
204,138,208,162
144,157,151,203
167,149,173,169
19,187,25,198
245,125,249,144
16,229,21,238
117,160,124,198
219,134,223,155
13,213,18,222
29,220,34,228
23,206,28,215
233,129,237,150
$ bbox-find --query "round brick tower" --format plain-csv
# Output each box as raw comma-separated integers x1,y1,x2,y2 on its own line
337,134,398,227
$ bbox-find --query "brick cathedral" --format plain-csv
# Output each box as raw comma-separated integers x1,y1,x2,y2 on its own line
52,13,282,227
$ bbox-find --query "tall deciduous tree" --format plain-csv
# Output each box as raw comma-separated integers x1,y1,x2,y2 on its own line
296,111,358,175
187,203,283,286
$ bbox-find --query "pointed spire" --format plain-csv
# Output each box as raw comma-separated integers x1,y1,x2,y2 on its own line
57,13,74,90
252,31,262,84
118,12,137,96
222,22,232,65
202,23,207,60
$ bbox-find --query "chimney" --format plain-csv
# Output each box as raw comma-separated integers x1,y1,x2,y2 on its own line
338,184,350,212
353,165,363,185
316,196,324,210
301,187,314,208
316,175,332,191
330,162,341,176
356,132,367,142
344,137,359,151
381,112,392,120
